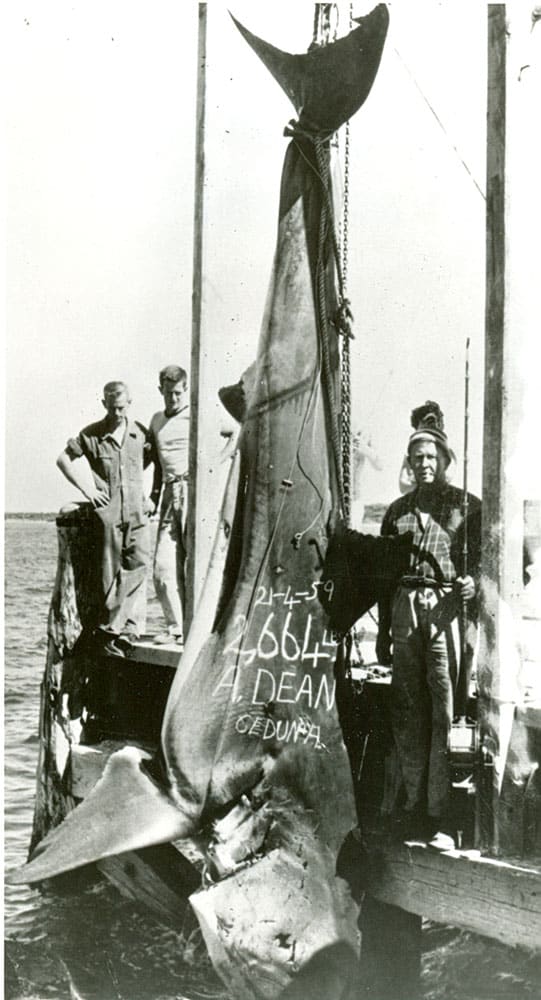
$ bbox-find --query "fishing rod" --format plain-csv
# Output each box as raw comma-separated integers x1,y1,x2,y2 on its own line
456,337,470,720
463,337,470,582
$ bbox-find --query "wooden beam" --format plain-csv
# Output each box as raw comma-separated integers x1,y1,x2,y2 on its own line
478,4,541,854
366,843,541,953
359,897,421,1000
186,2,208,632
478,5,512,853
98,846,200,929
483,8,514,604
107,638,182,668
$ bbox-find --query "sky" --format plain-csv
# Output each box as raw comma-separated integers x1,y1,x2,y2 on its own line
6,1,491,512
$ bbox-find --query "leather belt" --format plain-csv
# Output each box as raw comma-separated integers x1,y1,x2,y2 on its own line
400,576,454,590
166,473,189,483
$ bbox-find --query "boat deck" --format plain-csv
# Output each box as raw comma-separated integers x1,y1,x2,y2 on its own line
115,635,184,667
69,726,541,952
54,622,541,951
108,633,541,731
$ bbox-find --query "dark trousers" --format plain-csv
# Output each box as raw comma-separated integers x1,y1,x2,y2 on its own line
99,517,150,633
390,584,461,819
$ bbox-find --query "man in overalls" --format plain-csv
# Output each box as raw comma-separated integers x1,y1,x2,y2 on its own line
376,403,481,846
57,380,152,653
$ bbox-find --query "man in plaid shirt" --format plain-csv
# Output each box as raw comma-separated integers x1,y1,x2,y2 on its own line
376,403,481,845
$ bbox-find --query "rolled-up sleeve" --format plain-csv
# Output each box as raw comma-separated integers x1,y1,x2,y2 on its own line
65,435,84,459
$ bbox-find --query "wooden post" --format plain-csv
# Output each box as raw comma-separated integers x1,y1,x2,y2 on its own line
185,2,208,633
30,506,103,852
359,897,422,1000
478,3,541,854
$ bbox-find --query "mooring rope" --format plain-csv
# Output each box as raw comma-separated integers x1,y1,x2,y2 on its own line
314,136,346,517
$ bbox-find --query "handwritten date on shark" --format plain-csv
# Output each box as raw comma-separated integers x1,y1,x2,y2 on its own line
221,581,336,665
213,581,338,748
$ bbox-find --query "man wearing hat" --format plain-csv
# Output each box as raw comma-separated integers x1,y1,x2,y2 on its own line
376,402,481,846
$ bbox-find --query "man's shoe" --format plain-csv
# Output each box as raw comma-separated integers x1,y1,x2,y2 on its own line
94,625,117,639
153,631,182,645
102,637,128,659
153,631,175,645
119,630,139,645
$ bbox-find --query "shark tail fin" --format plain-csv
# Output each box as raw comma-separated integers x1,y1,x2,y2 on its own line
7,747,194,885
230,4,389,135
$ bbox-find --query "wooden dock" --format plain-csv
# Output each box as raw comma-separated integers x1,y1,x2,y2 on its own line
368,841,541,952
22,9,541,998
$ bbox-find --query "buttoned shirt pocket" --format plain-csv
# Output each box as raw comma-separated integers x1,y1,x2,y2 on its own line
96,444,116,488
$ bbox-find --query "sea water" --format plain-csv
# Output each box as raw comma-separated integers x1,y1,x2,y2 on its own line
4,519,540,999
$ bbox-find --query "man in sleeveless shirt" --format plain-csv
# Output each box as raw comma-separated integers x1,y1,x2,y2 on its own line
376,402,481,847
148,366,190,643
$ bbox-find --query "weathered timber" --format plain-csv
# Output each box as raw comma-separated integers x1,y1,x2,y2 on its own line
365,842,541,952
116,639,183,667
479,4,541,855
359,897,421,1000
65,733,204,928
30,505,177,854
30,505,104,852
98,846,201,929
186,1,208,631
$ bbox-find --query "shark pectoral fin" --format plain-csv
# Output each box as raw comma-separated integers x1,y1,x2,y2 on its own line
7,746,193,885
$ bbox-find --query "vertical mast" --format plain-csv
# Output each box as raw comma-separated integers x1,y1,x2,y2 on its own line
186,2,208,633
478,3,541,852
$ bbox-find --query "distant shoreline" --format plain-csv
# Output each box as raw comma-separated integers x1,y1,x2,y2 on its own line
5,512,57,521
5,503,387,525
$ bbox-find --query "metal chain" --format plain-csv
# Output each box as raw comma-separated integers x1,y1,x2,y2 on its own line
340,111,351,523
339,2,354,526
309,3,353,521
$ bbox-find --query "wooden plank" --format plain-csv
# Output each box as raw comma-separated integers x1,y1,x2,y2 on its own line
71,743,203,927
366,843,541,952
111,637,182,668
98,844,200,929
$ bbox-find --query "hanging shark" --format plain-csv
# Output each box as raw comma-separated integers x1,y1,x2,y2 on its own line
10,6,389,996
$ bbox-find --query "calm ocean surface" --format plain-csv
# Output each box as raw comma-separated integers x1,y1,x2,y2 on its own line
4,519,541,999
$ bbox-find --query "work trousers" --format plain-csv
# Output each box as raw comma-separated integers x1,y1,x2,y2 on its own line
153,479,187,633
99,516,150,634
390,584,461,820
